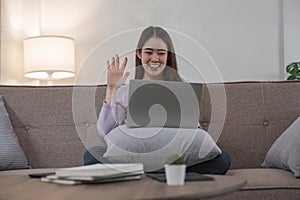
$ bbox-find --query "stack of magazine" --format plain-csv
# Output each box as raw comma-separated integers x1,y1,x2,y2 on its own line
41,163,144,185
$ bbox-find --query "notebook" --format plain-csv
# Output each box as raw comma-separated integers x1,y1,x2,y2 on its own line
55,163,144,177
40,163,144,185
125,79,202,129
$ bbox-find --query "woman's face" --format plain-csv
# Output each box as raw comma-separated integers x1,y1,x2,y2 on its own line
137,37,168,80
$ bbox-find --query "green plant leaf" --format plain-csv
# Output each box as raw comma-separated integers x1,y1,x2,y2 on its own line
165,154,185,165
287,75,296,80
286,62,300,80
286,63,297,74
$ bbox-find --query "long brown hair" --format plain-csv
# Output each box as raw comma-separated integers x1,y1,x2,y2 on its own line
135,26,182,81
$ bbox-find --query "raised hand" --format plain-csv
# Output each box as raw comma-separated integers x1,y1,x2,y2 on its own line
106,55,130,90
105,55,130,104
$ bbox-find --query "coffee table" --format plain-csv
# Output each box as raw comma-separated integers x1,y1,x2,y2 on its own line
0,173,246,200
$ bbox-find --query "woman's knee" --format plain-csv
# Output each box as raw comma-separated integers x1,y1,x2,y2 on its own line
216,150,231,174
186,149,231,174
83,146,107,165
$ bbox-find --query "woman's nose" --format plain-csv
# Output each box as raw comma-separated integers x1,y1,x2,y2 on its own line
150,53,159,61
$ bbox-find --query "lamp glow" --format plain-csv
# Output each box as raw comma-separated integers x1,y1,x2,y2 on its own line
24,36,75,80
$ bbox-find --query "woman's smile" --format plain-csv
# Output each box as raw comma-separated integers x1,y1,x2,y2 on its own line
149,63,161,70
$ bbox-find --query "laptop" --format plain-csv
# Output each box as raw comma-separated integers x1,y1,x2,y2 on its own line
125,79,202,129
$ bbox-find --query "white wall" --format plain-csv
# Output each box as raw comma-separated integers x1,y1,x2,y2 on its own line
283,0,300,79
0,0,292,85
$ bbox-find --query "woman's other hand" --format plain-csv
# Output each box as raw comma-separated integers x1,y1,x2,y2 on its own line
197,122,203,129
107,55,130,90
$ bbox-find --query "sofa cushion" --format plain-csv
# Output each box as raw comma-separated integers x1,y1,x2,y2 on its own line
104,125,222,172
227,168,300,189
262,117,300,177
0,96,29,170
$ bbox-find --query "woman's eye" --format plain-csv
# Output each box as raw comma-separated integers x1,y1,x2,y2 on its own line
158,52,167,55
144,51,152,54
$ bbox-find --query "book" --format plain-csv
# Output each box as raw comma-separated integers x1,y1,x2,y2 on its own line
55,163,144,178
40,163,144,185
41,177,82,185
47,171,142,181
41,174,141,185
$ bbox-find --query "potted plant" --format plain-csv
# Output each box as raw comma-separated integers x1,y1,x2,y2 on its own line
164,154,186,186
286,62,300,80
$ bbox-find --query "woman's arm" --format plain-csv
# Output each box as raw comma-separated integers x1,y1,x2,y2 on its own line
97,85,128,137
97,55,129,137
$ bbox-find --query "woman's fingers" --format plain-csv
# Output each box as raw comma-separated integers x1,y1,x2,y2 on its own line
115,55,120,68
106,60,111,69
106,55,129,88
124,71,130,78
111,56,115,68
116,71,130,87
197,122,203,129
108,55,127,71
121,57,128,70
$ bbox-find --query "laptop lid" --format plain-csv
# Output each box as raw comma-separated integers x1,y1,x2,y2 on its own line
125,79,202,129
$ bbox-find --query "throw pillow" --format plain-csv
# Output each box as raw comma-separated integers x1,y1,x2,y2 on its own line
103,125,222,172
0,96,29,170
262,117,300,178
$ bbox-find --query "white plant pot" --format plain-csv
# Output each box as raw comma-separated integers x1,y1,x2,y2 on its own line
164,164,186,186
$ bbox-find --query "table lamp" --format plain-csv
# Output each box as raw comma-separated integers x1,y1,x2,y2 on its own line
24,36,75,85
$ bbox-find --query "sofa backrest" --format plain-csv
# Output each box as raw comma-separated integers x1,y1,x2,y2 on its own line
0,86,107,168
0,81,299,169
201,81,300,169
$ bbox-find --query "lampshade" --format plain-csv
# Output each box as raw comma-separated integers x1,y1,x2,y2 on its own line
24,36,75,80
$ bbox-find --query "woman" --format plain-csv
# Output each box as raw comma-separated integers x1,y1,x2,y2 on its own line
84,26,230,174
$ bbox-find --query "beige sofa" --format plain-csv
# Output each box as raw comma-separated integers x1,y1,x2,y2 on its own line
0,81,300,199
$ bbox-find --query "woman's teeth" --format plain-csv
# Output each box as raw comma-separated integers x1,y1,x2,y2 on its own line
149,64,160,68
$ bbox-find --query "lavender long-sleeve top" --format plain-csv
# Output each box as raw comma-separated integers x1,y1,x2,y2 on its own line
97,84,129,137
97,77,188,137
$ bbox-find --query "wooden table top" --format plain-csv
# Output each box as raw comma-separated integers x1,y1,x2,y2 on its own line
0,173,246,200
